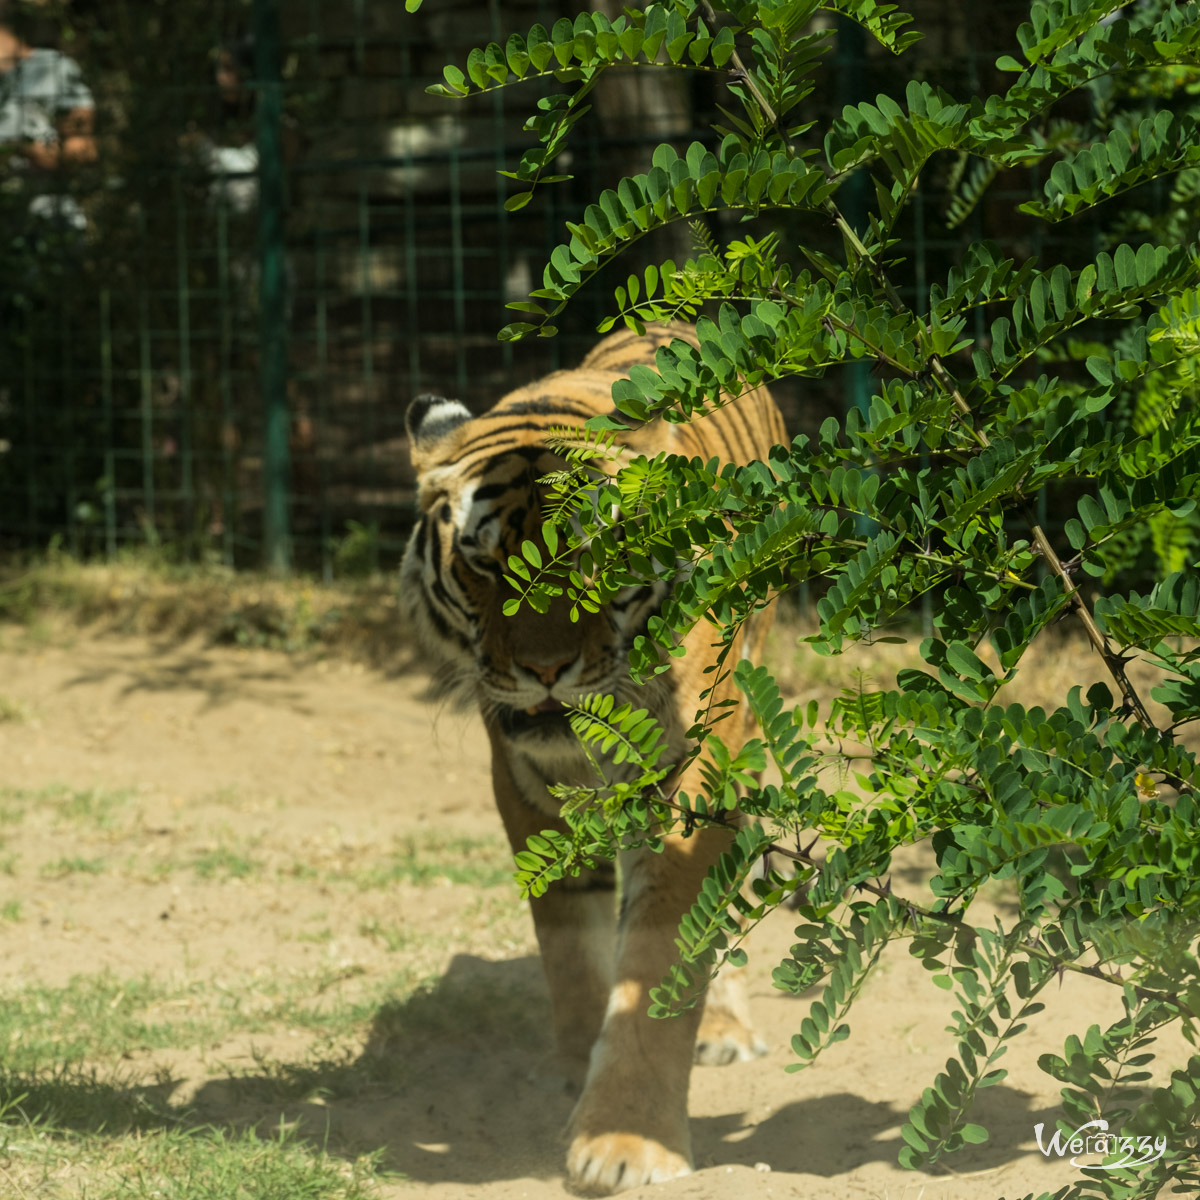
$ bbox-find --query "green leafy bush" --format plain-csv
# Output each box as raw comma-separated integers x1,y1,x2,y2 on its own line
419,0,1200,1192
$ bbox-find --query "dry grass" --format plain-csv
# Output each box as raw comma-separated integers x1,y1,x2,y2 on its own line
1,551,1185,735
0,552,417,668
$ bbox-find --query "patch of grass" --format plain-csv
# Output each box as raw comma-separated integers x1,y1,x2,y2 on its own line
0,784,133,831
40,855,108,878
293,927,334,945
0,960,521,1197
0,968,401,1076
0,975,210,1070
337,833,514,891
0,1098,387,1200
0,974,231,1070
357,918,410,953
1,899,20,921
55,786,134,830
0,694,29,722
0,794,26,827
192,847,262,881
0,1065,178,1139
104,1123,387,1200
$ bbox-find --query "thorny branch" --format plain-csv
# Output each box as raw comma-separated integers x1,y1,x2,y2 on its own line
1030,524,1161,735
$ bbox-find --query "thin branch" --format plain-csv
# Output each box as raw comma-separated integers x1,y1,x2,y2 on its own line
929,357,992,449
1030,524,1159,732
696,0,792,151
646,791,963,926
1026,948,1199,1020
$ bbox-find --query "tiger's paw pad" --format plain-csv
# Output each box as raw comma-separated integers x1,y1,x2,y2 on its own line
566,1132,691,1195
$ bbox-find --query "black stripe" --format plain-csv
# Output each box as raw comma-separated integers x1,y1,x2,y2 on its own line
412,515,429,561
496,397,597,418
465,448,558,486
427,520,474,624
454,421,564,456
470,479,525,504
430,572,473,625
448,556,485,604
610,584,654,613
504,506,529,537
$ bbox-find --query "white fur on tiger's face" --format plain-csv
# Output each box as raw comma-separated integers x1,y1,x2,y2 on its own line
400,325,784,1196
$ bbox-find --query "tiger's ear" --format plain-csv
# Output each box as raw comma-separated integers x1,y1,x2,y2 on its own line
406,394,471,466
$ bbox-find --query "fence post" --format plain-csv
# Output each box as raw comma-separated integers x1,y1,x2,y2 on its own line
835,16,870,426
835,16,875,540
254,0,291,573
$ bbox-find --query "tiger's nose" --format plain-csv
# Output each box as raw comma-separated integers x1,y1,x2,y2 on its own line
516,655,575,686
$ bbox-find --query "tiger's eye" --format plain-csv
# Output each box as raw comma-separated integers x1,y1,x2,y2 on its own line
439,503,452,523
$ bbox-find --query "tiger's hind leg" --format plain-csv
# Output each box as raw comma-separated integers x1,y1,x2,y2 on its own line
489,740,617,1090
694,968,768,1066
528,871,618,1089
694,860,768,1065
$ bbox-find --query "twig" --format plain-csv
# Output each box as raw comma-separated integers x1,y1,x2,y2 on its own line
645,791,963,926
0,1163,30,1200
697,0,791,151
1030,524,1159,732
1025,946,1198,1020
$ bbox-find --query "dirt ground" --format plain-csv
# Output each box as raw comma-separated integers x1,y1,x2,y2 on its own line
0,620,1187,1199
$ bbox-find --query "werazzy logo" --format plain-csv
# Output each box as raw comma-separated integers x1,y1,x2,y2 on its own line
1034,1119,1168,1171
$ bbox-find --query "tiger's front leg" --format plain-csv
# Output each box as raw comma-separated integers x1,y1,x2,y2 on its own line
565,820,736,1195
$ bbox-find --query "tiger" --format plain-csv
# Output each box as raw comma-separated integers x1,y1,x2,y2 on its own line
400,323,786,1195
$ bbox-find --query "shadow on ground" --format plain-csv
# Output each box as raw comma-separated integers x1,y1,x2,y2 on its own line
191,953,570,1184
693,1085,1055,1178
1,952,1063,1190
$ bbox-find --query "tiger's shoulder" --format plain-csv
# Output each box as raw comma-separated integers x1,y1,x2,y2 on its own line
482,322,693,428
492,321,782,465
576,322,698,374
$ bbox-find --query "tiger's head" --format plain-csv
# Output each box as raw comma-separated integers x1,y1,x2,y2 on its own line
400,392,671,762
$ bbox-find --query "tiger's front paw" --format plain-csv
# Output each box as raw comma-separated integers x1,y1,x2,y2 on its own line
567,1131,691,1195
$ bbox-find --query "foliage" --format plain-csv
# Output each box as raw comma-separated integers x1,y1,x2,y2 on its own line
427,1,1200,1194
964,0,1200,585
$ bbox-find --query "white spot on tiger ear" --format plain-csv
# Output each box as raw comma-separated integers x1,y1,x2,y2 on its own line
406,394,472,449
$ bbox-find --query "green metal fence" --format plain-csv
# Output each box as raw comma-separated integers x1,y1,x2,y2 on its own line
0,0,1101,576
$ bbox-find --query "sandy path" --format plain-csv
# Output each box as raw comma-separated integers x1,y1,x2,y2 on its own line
0,623,1179,1199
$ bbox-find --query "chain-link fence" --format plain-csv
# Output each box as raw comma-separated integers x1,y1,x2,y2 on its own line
0,0,1103,576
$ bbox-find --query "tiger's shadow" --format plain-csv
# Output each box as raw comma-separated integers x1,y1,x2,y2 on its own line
186,952,1055,1186
190,952,571,1185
